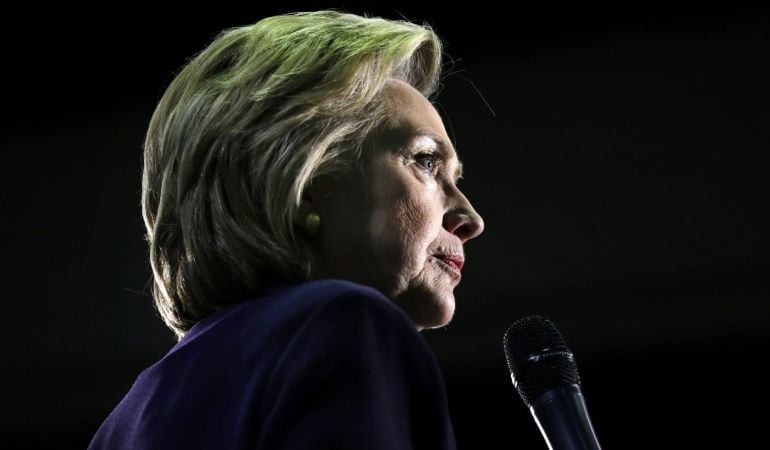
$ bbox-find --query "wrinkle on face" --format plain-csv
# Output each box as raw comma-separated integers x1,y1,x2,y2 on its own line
311,79,482,330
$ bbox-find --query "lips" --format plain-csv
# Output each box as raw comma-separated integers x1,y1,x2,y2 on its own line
434,253,465,275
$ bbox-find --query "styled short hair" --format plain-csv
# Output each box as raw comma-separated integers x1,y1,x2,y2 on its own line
142,10,443,338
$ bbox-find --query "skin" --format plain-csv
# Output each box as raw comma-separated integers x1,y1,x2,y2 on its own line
305,79,484,330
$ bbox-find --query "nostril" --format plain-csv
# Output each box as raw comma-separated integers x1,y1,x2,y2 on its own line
460,216,484,241
443,209,484,242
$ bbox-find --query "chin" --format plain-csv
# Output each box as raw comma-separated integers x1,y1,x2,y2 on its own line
395,290,456,331
418,307,454,330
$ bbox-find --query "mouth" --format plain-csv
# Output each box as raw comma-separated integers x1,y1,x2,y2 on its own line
433,253,464,279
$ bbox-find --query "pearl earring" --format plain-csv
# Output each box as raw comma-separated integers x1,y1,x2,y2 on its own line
304,212,321,236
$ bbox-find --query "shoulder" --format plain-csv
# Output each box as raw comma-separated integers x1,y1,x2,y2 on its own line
180,279,411,344
275,278,391,307
181,278,423,360
261,279,443,410
274,279,420,345
265,279,416,333
256,283,455,450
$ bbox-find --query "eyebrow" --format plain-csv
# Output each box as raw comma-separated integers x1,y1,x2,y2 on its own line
408,133,464,181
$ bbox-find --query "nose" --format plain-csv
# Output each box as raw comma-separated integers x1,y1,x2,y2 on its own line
443,191,485,243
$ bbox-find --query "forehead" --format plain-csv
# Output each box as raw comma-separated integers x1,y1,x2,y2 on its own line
380,80,446,134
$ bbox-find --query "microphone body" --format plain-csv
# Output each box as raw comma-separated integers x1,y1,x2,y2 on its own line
503,315,601,450
527,384,600,450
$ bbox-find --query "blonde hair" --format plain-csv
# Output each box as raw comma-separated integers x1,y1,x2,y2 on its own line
142,10,443,338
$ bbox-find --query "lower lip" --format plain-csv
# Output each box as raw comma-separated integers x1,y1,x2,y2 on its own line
433,256,462,280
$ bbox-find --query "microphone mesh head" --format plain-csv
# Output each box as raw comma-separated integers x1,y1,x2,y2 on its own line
503,315,581,407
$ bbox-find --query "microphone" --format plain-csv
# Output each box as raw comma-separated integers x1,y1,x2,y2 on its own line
503,315,601,450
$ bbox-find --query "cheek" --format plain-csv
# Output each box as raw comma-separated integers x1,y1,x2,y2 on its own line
369,186,442,262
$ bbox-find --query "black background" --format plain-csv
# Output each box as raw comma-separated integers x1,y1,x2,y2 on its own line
3,1,769,448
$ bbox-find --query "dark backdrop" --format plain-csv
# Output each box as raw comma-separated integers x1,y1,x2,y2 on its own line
3,1,769,448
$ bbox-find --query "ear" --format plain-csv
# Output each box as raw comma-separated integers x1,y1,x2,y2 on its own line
295,187,316,229
295,177,333,231
295,173,347,233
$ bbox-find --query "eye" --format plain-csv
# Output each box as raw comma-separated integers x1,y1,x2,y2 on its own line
414,152,441,176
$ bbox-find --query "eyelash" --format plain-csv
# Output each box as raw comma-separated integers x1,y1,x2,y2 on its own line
414,152,442,176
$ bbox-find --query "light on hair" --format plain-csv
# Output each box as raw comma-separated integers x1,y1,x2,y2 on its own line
142,10,443,339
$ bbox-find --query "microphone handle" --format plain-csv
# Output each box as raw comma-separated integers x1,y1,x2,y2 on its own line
529,384,601,450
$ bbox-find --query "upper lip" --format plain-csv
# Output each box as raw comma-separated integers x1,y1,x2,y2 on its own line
434,252,465,272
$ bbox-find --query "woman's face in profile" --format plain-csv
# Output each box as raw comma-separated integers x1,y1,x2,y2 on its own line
312,79,484,330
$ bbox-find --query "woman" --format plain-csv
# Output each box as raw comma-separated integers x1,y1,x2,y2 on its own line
89,10,484,450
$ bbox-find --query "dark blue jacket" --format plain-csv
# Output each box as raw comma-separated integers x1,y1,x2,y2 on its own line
89,279,457,449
